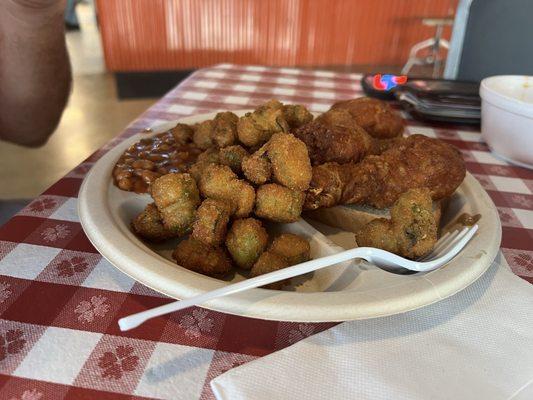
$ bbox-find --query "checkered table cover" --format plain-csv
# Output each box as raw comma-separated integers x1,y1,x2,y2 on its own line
1,64,532,400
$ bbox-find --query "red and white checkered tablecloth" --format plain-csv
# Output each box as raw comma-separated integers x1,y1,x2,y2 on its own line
0,64,532,400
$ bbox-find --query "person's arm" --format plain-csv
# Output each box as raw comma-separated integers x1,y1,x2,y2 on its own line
0,0,71,147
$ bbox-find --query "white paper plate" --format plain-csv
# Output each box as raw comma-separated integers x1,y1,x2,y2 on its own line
78,111,501,322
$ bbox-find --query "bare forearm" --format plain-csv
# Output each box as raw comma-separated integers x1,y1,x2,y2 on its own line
0,0,71,146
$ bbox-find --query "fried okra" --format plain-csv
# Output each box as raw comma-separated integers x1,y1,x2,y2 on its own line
237,100,289,147
172,238,233,278
249,251,289,290
193,119,215,149
169,123,194,144
255,183,305,223
267,132,312,191
212,111,239,148
191,199,231,246
269,233,310,265
355,188,437,259
282,104,313,129
249,233,311,289
150,173,200,236
131,203,178,242
225,218,268,269
242,145,272,185
242,132,312,190
199,164,255,218
219,145,249,174
188,147,220,182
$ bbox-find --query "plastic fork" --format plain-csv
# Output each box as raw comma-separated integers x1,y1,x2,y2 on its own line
118,224,478,331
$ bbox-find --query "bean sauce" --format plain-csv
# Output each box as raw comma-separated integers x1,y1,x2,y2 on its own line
112,130,202,193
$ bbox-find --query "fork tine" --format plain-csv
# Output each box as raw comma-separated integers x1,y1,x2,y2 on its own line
430,227,470,259
411,225,479,273
433,225,479,264
418,229,460,261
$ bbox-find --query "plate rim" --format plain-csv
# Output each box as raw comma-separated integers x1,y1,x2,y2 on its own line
78,110,502,322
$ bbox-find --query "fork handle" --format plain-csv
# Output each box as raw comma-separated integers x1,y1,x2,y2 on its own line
118,246,366,331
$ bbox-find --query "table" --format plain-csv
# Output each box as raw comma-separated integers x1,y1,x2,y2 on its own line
0,64,532,400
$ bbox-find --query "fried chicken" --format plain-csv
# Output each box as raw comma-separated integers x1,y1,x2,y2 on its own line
294,109,374,165
305,134,466,210
331,97,404,139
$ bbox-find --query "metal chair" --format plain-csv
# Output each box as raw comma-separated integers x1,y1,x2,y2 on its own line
402,17,454,78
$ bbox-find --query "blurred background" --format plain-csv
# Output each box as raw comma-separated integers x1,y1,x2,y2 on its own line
1,0,459,223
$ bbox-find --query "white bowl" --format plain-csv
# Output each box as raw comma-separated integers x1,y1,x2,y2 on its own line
480,75,533,169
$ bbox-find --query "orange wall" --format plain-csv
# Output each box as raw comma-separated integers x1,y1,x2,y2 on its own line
96,0,458,71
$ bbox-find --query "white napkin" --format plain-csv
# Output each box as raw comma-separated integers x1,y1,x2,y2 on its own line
211,255,533,400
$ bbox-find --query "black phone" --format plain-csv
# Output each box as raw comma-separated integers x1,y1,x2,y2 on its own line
399,79,480,105
362,74,479,100
362,74,481,124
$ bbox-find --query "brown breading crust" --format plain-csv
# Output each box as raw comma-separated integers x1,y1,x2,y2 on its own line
355,188,437,259
172,238,233,278
331,97,404,139
236,100,289,147
255,183,305,223
242,152,272,185
249,251,289,290
131,203,178,242
191,199,231,246
269,233,311,265
199,164,255,218
219,145,249,174
305,134,466,210
225,218,268,269
188,147,220,182
282,104,313,129
293,116,373,165
193,119,215,149
150,173,201,235
169,123,194,144
212,111,239,148
265,132,312,191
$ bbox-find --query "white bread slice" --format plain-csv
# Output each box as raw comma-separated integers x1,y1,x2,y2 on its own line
304,200,446,234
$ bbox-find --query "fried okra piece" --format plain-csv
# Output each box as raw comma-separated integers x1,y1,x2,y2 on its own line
249,233,312,289
219,145,249,174
249,251,289,290
188,148,220,182
225,218,268,269
191,199,231,246
237,100,290,147
255,183,305,223
269,233,311,265
242,143,272,185
151,173,201,236
172,238,233,278
169,123,194,144
283,104,313,129
355,188,437,259
199,164,255,218
193,119,214,149
131,203,178,242
212,111,239,148
267,132,312,191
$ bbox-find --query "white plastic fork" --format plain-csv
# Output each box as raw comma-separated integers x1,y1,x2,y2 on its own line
118,224,478,331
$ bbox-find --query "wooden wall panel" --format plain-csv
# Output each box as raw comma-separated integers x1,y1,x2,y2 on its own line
96,0,458,71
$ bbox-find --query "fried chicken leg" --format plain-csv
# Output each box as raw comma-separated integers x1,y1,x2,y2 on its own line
305,134,466,210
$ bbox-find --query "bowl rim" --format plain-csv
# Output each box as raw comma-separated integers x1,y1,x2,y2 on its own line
480,75,533,118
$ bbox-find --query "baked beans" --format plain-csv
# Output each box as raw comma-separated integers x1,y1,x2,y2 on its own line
112,130,202,193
